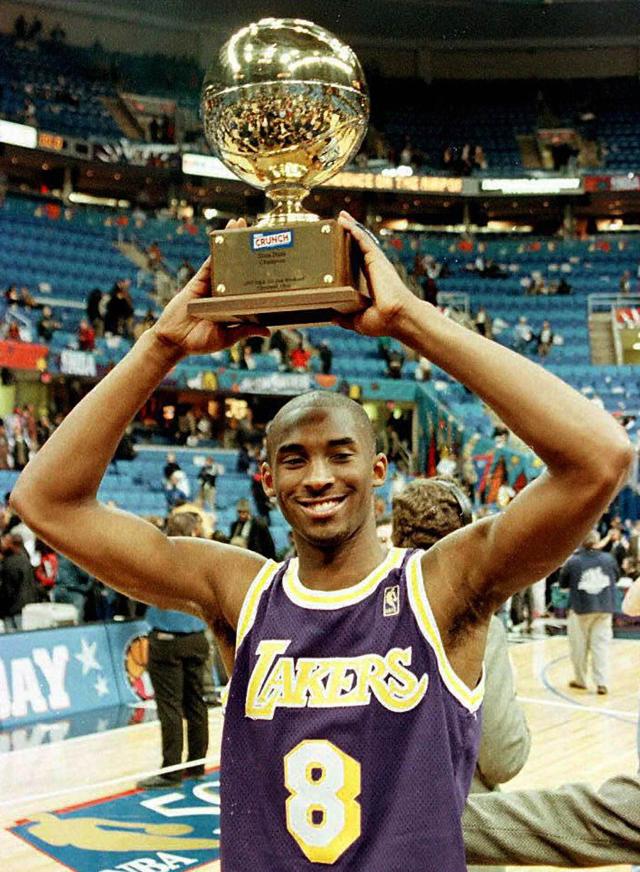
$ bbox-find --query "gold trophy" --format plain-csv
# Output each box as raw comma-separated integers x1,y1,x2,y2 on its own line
187,17,370,326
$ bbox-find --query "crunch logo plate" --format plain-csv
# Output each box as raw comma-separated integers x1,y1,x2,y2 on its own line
251,229,294,251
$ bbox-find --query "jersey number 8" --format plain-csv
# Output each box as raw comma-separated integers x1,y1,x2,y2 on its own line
284,739,362,864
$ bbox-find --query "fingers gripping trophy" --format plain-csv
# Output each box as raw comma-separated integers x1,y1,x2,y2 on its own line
187,18,370,327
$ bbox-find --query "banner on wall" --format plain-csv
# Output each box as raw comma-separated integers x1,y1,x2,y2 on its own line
0,340,48,371
0,620,151,730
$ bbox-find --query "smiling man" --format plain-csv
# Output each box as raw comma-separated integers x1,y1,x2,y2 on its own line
10,215,632,871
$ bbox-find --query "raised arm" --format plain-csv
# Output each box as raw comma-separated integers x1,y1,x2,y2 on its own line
338,213,632,633
10,229,269,626
463,775,640,867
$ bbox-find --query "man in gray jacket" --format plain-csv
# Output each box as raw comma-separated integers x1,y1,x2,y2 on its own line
464,773,640,866
392,476,531,872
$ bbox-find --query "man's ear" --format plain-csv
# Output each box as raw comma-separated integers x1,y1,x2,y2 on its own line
261,462,275,498
372,452,388,489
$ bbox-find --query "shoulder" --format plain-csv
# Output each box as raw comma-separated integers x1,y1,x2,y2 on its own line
171,536,270,629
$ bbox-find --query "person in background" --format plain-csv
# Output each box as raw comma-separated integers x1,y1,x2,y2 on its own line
166,469,190,510
229,497,275,559
34,537,58,596
137,512,210,789
163,451,180,483
0,532,38,631
463,771,640,867
318,340,333,374
560,529,619,695
236,444,252,474
37,306,62,342
392,477,531,872
536,320,554,358
289,339,311,372
197,456,219,512
78,318,96,352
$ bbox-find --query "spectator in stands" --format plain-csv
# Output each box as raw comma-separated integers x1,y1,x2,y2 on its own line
87,287,105,337
251,472,272,524
268,329,289,370
11,421,31,471
0,532,38,631
474,306,490,338
163,452,180,483
177,260,196,286
34,538,58,596
513,316,532,354
78,318,96,352
290,339,311,372
166,470,190,510
240,343,257,370
597,525,628,569
415,356,432,382
536,320,554,358
49,23,66,43
105,280,134,337
35,412,53,448
147,241,164,269
556,277,572,295
386,348,404,379
27,16,43,41
560,529,619,695
400,137,414,167
0,424,10,470
620,270,632,295
5,284,19,305
52,554,93,621
229,498,275,559
197,456,219,512
473,145,487,171
137,512,210,789
236,444,252,474
13,14,27,40
318,340,333,374
36,306,61,343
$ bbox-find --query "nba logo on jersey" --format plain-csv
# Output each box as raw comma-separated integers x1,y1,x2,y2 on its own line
383,584,400,616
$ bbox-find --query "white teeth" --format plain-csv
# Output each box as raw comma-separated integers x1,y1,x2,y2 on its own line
303,499,342,514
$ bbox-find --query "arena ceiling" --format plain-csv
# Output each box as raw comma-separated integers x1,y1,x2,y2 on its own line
22,0,640,46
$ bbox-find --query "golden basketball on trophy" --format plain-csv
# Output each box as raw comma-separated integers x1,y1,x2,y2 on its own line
187,17,370,326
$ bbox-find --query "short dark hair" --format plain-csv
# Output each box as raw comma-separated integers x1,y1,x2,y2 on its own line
392,477,472,550
266,391,375,460
165,513,200,537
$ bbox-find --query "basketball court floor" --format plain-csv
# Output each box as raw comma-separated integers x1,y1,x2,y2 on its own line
1,634,638,872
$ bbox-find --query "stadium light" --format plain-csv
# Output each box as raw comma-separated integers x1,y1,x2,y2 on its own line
481,178,582,195
182,153,241,181
0,120,37,149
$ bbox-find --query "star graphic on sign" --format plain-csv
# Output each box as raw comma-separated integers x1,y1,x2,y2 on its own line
96,717,110,733
94,675,109,697
75,638,101,675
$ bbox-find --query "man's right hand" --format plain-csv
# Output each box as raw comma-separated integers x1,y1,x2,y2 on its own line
151,218,270,359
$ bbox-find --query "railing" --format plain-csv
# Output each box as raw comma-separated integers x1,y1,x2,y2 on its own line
587,293,640,317
437,291,470,318
588,293,640,366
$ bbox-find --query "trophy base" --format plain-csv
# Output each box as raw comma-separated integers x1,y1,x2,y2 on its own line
187,218,368,328
188,286,366,328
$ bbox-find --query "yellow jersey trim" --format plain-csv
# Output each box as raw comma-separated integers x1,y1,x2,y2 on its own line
235,559,279,654
407,551,484,713
282,548,406,610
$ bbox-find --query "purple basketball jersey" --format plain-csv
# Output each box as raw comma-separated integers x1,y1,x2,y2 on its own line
221,547,483,871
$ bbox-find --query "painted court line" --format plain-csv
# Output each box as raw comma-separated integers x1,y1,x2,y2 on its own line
0,754,221,809
517,694,636,721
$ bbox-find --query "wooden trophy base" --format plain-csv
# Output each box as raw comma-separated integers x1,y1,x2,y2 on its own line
186,218,367,327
